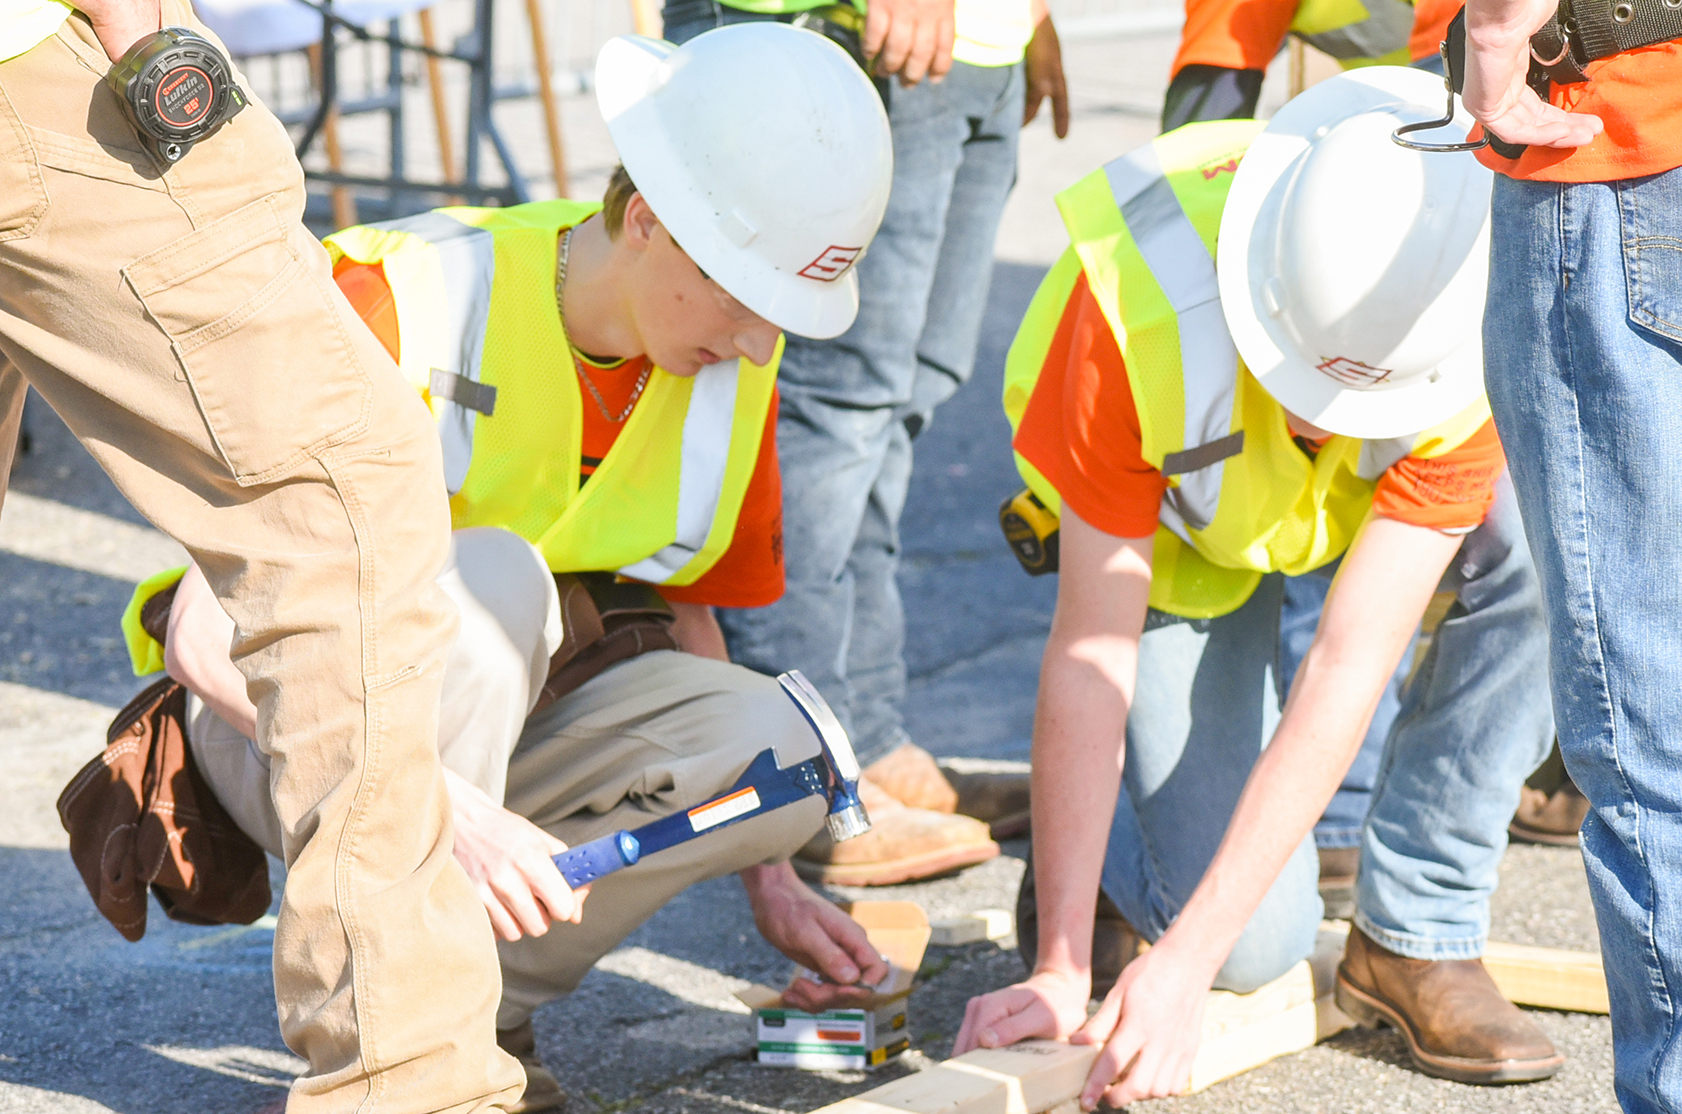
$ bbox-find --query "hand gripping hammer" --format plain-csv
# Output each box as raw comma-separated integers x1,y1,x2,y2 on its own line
551,670,872,888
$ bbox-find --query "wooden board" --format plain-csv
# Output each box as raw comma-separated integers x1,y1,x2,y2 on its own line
930,909,1014,947
1484,940,1609,1014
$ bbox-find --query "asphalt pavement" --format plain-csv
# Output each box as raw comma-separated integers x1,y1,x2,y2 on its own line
0,16,1618,1114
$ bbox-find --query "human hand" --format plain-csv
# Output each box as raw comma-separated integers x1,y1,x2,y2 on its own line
445,770,587,941
953,967,1092,1055
863,0,955,86
1022,3,1068,137
1069,943,1216,1109
1461,0,1601,149
72,0,162,63
742,863,889,1011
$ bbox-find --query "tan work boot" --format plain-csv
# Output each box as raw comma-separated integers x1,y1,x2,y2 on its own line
864,742,1033,839
793,776,1000,885
1335,925,1564,1084
496,1020,569,1113
1509,739,1590,847
1318,845,1360,921
1015,849,1141,999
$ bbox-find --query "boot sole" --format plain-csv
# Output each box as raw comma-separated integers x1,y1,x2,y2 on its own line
1335,965,1565,1084
793,841,1001,886
1507,819,1581,848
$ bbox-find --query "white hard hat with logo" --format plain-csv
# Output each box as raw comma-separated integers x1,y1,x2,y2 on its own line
595,24,893,340
1217,66,1494,440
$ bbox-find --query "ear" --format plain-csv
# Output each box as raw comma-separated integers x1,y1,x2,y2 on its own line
622,192,660,250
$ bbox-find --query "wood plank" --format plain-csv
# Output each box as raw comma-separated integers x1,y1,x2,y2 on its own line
930,909,1014,947
815,1040,1097,1114
1484,940,1609,1014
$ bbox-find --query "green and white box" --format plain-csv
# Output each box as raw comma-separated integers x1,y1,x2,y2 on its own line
754,1000,911,1070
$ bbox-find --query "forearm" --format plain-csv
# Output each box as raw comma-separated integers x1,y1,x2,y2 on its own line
1156,515,1461,971
163,562,258,738
670,601,729,662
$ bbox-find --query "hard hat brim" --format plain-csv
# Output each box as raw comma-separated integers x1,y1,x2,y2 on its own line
595,32,865,340
1217,67,1487,440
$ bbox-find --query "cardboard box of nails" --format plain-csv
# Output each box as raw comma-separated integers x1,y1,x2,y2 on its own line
736,902,930,1070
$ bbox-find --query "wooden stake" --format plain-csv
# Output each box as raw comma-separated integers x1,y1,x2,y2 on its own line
417,8,460,186
307,42,357,231
522,0,569,196
1288,36,1306,98
630,0,661,38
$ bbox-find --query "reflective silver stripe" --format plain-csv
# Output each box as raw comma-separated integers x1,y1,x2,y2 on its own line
616,359,742,584
1297,0,1413,59
1357,435,1415,481
379,211,495,494
1104,143,1240,537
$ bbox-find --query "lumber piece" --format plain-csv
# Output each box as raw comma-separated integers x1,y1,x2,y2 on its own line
930,909,1013,947
1484,940,1609,1014
813,1040,1097,1114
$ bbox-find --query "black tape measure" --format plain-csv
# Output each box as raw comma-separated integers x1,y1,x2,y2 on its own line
106,28,246,163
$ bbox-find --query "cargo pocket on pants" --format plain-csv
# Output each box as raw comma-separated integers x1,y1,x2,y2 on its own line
123,194,371,484
0,82,47,242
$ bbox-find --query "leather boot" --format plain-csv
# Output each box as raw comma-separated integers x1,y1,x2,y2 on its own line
1336,925,1564,1084
793,776,999,885
1509,742,1589,847
1318,845,1359,921
863,742,1032,839
496,1020,569,1113
1015,848,1140,999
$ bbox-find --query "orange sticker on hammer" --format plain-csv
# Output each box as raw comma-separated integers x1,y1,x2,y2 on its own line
688,786,762,833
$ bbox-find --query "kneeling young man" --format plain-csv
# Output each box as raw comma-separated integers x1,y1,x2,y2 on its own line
958,69,1557,1106
146,24,893,1111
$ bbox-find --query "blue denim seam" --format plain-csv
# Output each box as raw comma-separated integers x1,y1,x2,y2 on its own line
1614,179,1682,1110
1352,911,1485,961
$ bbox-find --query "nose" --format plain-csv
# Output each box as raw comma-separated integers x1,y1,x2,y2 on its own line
734,320,781,367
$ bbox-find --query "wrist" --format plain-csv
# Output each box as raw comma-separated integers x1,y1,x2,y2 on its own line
739,860,799,902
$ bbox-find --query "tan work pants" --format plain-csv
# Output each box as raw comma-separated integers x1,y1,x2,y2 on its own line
192,528,827,1028
0,14,519,1112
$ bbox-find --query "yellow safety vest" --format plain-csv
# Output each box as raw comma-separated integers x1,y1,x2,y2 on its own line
1289,0,1416,66
1002,120,1489,620
324,199,780,587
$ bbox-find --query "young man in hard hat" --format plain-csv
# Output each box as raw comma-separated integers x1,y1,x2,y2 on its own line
145,24,895,1112
956,69,1561,1103
659,0,1070,888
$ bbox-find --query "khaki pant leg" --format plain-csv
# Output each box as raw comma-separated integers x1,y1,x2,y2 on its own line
0,360,22,505
496,652,828,1028
0,20,521,1114
190,526,565,851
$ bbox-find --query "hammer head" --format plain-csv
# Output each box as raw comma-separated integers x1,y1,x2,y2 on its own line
777,671,872,842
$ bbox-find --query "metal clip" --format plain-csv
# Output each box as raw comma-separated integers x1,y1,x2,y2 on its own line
1392,88,1488,153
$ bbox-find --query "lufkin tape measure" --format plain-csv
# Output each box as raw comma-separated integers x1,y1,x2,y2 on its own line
999,487,1059,576
105,28,247,163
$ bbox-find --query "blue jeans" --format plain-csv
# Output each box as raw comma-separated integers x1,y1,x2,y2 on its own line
1484,168,1682,1114
666,2,1026,764
1101,475,1553,991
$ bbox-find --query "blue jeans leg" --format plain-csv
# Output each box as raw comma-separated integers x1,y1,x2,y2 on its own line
1100,575,1323,993
1278,566,1411,850
1485,168,1682,1114
1354,472,1555,959
717,62,1025,764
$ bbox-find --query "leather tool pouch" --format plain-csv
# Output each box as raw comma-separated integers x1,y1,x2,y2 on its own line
57,606,271,941
531,572,680,717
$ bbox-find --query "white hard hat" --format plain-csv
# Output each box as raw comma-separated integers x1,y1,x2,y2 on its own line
595,25,893,340
1216,67,1494,440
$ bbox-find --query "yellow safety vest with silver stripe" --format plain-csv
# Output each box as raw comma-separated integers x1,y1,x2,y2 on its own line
1290,0,1416,65
323,200,779,585
1002,120,1490,620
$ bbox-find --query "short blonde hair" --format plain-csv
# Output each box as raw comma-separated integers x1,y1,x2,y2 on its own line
602,164,637,238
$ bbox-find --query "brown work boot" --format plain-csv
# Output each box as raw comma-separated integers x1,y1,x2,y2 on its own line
1509,783,1590,847
1015,848,1141,999
496,1020,569,1113
1335,925,1564,1084
1319,845,1360,920
793,776,1000,885
863,742,1033,839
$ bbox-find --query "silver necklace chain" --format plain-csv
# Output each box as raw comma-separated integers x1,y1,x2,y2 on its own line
555,226,652,424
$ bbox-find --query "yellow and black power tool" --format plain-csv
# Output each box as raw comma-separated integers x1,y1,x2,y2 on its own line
999,487,1059,576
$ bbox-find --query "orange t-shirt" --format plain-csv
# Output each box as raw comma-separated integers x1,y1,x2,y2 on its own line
1475,43,1682,181
333,259,784,608
1174,0,1449,75
1012,272,1506,542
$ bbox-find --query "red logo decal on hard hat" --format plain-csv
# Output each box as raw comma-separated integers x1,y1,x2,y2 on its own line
1201,158,1240,180
800,245,862,282
1316,356,1394,387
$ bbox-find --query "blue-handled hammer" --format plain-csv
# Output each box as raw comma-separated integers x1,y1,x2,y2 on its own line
551,670,871,889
